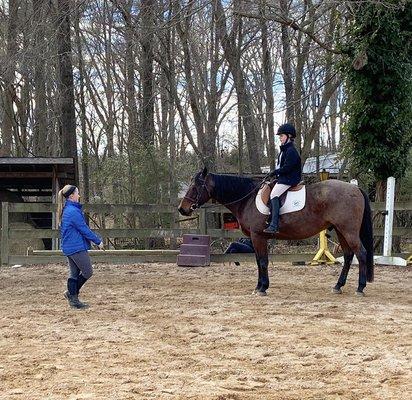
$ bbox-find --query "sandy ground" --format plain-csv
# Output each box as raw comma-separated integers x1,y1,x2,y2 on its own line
0,261,411,400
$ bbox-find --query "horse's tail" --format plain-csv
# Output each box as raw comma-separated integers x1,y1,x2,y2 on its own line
360,189,374,283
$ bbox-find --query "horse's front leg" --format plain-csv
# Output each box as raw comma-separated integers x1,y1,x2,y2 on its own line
251,234,269,296
253,257,263,294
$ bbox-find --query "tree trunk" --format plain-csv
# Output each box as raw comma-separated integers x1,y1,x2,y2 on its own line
204,14,220,170
32,0,48,156
103,0,115,159
57,0,78,180
279,0,294,125
140,0,155,146
0,0,19,156
13,22,30,157
163,4,177,204
238,113,244,174
329,88,338,151
121,0,139,202
74,3,90,202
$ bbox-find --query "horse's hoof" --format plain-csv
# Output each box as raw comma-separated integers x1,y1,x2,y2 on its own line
257,291,267,296
332,287,342,294
355,290,365,297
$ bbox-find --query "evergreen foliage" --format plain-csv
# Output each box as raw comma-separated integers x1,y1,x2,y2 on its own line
343,0,412,180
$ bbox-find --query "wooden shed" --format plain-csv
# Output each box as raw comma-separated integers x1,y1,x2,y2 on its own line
0,157,76,250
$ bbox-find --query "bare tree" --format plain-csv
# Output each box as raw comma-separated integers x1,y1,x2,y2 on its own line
260,3,276,168
214,0,261,173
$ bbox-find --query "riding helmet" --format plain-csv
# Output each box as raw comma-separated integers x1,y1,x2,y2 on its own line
277,123,296,138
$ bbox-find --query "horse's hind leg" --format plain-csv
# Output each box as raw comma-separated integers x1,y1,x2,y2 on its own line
335,227,368,295
333,230,354,294
355,244,368,295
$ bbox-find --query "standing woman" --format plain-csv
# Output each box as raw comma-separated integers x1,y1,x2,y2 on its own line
264,123,302,234
57,185,103,309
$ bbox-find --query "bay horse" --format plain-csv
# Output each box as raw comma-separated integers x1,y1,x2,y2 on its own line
178,167,374,296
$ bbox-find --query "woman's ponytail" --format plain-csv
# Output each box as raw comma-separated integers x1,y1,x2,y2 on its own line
56,185,76,227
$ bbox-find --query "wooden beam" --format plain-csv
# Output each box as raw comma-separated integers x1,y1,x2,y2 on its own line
0,157,74,165
28,249,180,256
9,228,200,239
9,202,179,213
8,200,412,214
9,252,410,266
1,202,9,265
0,172,71,178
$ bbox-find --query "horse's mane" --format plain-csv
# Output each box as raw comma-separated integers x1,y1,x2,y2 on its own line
210,173,259,204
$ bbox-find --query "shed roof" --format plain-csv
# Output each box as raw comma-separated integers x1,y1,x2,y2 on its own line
0,157,76,195
302,154,344,174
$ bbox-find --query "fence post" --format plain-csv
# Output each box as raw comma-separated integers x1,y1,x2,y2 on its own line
375,176,407,266
199,208,207,235
382,176,395,257
1,202,9,266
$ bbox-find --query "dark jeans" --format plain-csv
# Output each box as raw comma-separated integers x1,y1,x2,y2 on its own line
225,242,254,254
67,251,93,280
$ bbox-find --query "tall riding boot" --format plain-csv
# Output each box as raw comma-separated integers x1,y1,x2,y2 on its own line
77,274,88,295
76,274,90,307
263,197,280,234
64,278,88,309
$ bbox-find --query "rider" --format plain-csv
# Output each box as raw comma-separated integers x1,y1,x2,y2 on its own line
263,123,302,234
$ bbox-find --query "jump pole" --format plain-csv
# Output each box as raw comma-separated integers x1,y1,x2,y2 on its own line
375,177,407,266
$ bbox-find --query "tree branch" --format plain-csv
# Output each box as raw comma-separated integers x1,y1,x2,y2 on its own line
233,10,346,55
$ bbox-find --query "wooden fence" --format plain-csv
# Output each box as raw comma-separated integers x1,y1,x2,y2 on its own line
1,201,411,266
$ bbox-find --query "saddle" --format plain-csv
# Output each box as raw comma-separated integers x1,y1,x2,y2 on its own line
260,181,305,208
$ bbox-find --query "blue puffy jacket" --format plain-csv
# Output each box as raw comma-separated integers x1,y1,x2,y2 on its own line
60,200,101,256
274,141,302,186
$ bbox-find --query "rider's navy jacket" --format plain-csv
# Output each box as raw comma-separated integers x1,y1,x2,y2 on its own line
272,141,302,186
60,200,101,256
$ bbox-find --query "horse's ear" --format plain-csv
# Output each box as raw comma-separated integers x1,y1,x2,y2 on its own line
201,166,208,177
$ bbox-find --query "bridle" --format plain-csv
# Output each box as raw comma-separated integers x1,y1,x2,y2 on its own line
183,177,211,211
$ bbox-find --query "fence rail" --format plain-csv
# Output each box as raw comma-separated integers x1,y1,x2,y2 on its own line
1,200,411,266
7,200,412,213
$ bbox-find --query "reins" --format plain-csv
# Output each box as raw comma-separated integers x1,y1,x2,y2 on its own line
185,174,271,210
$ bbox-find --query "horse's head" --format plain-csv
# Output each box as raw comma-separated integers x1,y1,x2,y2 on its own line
178,167,212,216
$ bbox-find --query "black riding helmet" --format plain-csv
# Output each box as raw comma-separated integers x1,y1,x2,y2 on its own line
277,123,296,138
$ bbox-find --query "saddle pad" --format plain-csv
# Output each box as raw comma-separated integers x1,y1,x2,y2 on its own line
255,186,306,215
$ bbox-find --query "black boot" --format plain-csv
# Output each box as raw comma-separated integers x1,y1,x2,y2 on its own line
77,274,88,294
64,278,88,309
263,197,280,234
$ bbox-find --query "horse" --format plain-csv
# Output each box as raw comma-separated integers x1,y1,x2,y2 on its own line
178,167,374,296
